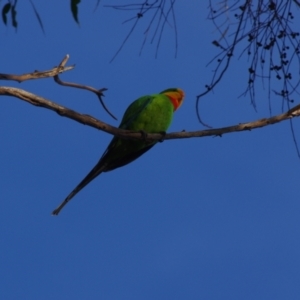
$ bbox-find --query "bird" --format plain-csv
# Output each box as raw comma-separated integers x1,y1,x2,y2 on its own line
52,88,185,215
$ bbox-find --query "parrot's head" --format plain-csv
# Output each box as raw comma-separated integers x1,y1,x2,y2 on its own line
160,88,185,111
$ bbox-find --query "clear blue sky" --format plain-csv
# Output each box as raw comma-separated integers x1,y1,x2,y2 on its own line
1,1,300,299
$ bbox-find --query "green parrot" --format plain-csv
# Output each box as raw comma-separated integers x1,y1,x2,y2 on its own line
52,88,185,215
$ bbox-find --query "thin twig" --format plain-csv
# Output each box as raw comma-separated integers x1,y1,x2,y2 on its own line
53,76,116,120
196,1,250,125
54,56,116,119
106,0,177,61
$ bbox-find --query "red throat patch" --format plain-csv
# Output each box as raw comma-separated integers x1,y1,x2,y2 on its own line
163,89,184,111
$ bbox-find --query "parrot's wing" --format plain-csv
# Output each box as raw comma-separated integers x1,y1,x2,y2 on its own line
119,95,154,129
102,143,155,172
98,96,157,169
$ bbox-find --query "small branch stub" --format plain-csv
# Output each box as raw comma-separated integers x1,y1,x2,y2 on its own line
0,55,74,83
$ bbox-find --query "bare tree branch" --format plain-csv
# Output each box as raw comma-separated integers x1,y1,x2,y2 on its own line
0,55,117,120
1,54,299,157
1,85,300,143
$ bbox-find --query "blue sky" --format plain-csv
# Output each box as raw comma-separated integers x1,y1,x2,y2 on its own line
1,1,300,299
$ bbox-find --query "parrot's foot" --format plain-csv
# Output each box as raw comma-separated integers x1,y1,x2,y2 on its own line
158,131,166,143
139,130,148,141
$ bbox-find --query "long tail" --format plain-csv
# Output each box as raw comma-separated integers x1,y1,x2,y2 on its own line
52,161,107,215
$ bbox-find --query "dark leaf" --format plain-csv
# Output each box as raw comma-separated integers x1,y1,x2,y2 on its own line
2,3,11,25
71,0,80,24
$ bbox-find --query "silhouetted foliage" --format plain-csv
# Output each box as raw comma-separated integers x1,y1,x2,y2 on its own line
197,0,300,120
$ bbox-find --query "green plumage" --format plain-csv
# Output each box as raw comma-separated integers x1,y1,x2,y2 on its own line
52,89,183,215
101,94,174,171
